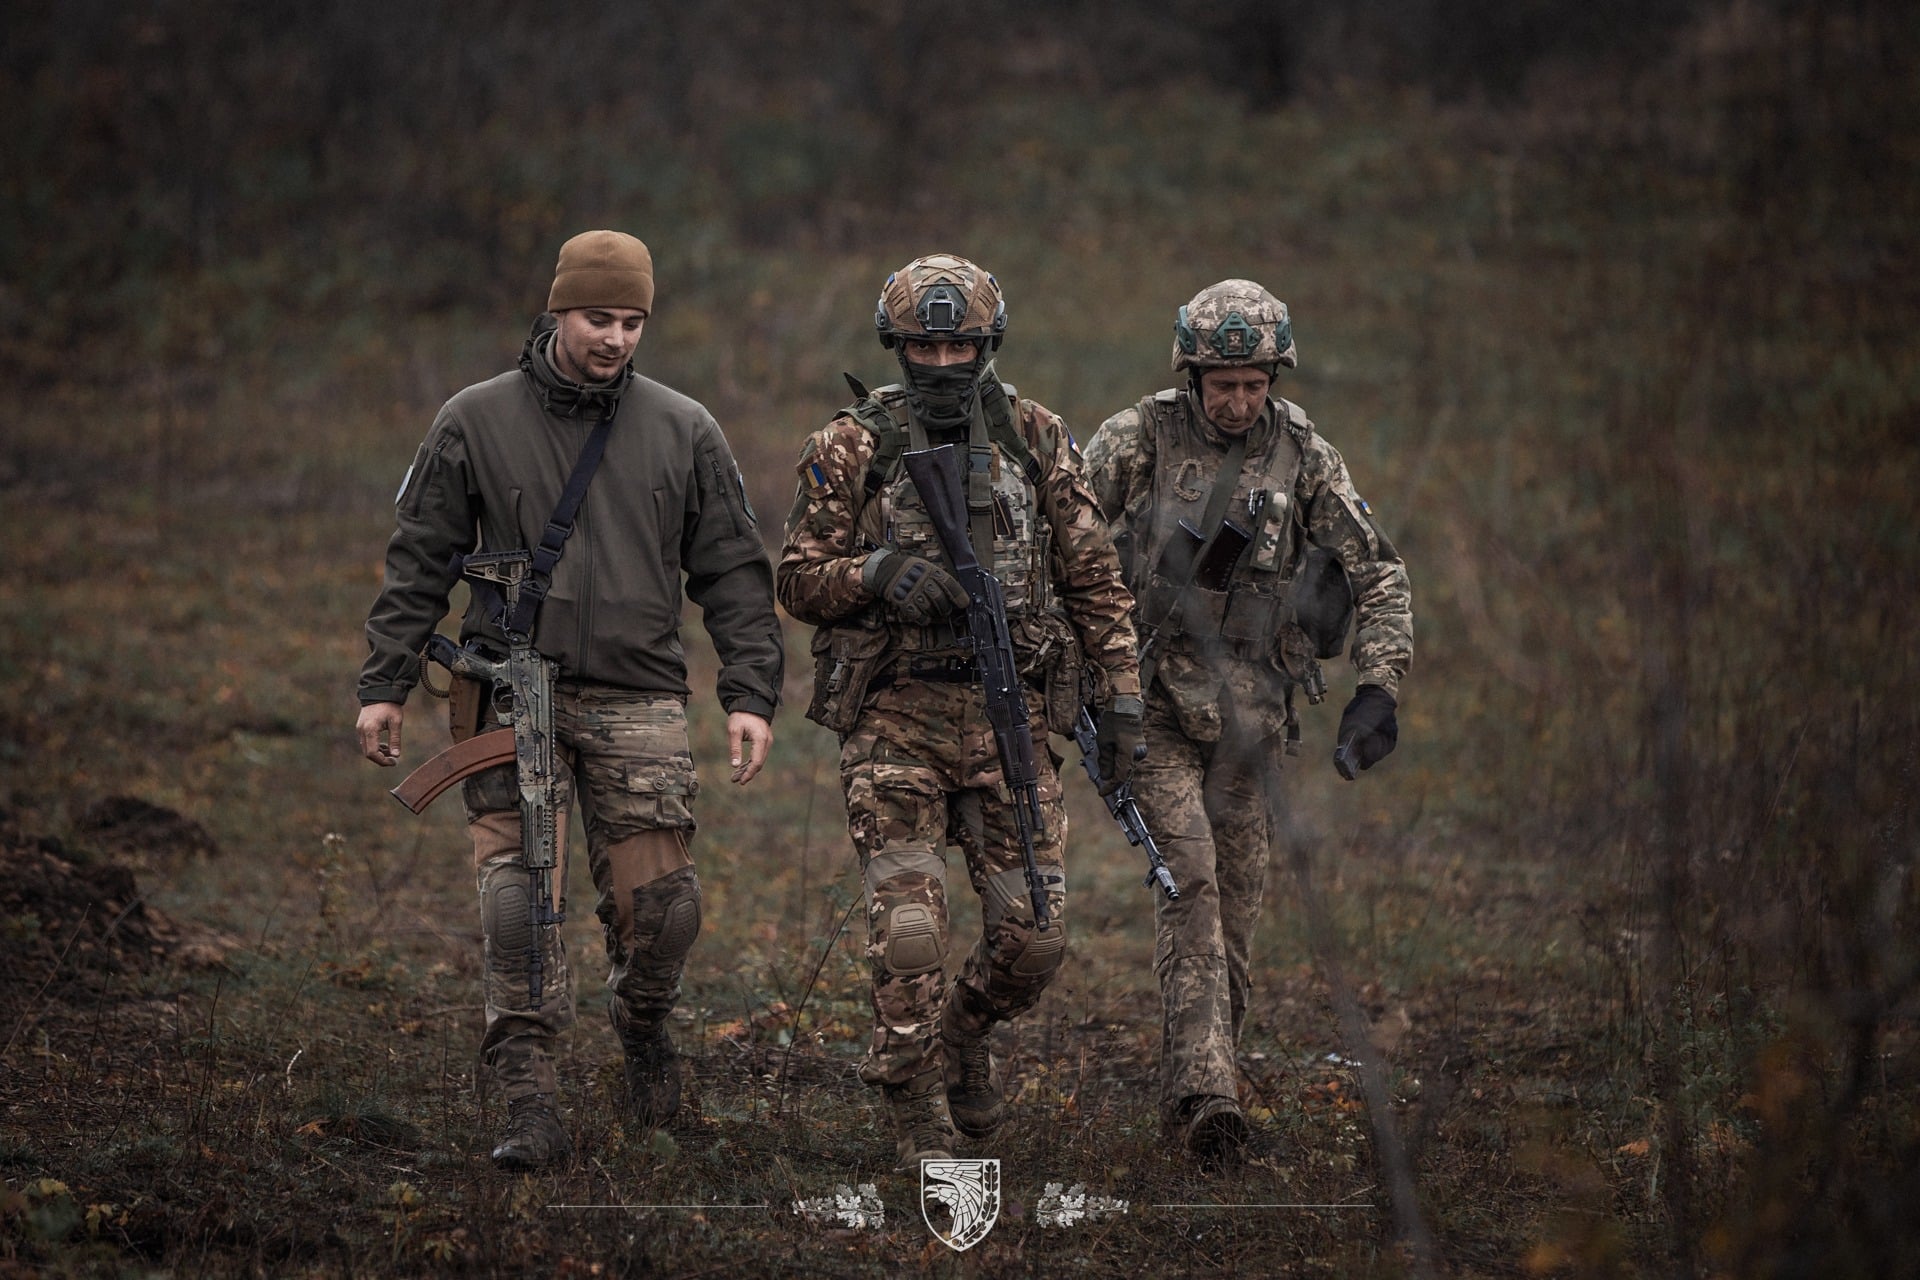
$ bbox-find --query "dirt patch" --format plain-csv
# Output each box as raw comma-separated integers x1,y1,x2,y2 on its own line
0,808,235,1035
74,795,220,869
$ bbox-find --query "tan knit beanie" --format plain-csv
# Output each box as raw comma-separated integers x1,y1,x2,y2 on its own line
547,230,655,314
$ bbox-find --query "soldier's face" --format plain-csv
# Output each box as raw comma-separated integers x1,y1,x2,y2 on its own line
1198,367,1271,435
903,338,979,366
552,307,646,383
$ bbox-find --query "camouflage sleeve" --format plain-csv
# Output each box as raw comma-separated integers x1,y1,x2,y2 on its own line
1025,399,1141,699
1080,400,1157,576
1299,433,1413,696
775,417,883,626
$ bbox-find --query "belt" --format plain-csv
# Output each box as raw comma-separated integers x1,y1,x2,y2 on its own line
872,655,981,689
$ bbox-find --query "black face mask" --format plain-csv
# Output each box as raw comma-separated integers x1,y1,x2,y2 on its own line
900,356,982,433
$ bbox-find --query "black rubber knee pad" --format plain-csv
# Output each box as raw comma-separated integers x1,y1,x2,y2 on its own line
484,872,534,961
633,868,702,963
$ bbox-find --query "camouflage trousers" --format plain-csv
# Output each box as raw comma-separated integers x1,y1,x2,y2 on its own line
462,681,703,1102
839,676,1068,1090
1129,694,1277,1120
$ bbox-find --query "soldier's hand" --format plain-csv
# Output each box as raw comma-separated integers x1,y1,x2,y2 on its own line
862,549,969,625
727,710,773,785
1096,693,1146,795
357,701,405,767
1334,684,1397,780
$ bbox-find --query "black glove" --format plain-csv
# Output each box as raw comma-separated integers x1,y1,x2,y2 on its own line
1334,684,1398,780
1095,693,1146,795
863,549,969,625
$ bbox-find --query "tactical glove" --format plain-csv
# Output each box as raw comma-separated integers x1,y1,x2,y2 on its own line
1095,693,1146,795
1333,684,1398,780
863,549,969,625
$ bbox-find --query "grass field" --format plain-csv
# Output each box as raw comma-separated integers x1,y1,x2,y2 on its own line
4,11,1918,1275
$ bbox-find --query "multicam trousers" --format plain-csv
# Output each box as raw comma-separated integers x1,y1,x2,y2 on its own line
462,681,703,1101
1128,693,1278,1120
839,676,1068,1090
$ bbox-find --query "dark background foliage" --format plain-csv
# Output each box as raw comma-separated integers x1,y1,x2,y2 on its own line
3,2,1917,1275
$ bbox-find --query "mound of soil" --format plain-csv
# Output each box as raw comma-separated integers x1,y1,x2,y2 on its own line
0,808,189,991
75,794,220,868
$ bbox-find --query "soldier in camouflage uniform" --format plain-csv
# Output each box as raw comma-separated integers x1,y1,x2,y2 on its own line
1083,280,1412,1161
778,254,1142,1171
356,231,783,1170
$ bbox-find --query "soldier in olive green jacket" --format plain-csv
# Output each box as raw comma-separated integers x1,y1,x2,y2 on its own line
356,231,783,1170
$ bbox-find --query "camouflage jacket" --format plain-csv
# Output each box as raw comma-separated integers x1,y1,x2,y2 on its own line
778,382,1140,716
1083,387,1411,741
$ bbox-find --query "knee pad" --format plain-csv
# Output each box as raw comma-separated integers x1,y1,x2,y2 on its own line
480,860,535,963
876,897,947,977
1009,917,1066,979
863,846,949,979
983,866,1067,979
631,867,702,965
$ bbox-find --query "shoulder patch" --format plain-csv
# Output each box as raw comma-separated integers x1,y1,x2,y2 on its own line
796,436,832,498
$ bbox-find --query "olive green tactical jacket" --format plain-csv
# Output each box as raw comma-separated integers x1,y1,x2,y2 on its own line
358,343,783,719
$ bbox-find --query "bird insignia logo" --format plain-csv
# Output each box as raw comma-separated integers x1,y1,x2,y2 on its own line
921,1158,1000,1252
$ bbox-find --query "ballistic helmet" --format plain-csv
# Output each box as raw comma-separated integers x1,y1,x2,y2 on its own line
875,254,1008,350
1171,279,1296,374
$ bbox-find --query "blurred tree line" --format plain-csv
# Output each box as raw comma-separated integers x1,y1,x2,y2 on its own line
3,0,1722,379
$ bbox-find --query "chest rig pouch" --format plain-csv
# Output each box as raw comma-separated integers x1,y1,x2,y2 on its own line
808,373,1084,735
1132,390,1339,699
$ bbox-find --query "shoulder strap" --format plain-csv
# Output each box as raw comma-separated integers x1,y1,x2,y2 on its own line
854,390,910,500
979,367,1044,489
502,414,616,640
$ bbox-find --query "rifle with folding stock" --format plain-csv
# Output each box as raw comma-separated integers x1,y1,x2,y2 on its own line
389,551,564,1009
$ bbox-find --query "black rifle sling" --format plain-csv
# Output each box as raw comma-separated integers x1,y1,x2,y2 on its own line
1137,426,1248,695
504,412,616,641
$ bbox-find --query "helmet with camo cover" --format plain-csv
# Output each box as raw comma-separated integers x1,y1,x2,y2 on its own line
1171,279,1296,373
874,253,1008,351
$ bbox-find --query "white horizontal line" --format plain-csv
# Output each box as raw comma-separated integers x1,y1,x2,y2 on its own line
1151,1203,1376,1210
546,1204,769,1211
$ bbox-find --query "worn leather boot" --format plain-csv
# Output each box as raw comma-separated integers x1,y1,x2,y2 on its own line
886,1068,957,1172
1183,1094,1252,1165
490,1093,573,1171
941,1030,1005,1140
620,1018,682,1128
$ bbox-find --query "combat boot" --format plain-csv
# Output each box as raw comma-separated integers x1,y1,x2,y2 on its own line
490,1093,573,1171
941,1029,1005,1140
619,1017,682,1128
1182,1094,1252,1165
886,1068,957,1172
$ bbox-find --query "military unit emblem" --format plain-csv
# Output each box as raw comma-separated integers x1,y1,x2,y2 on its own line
921,1158,1001,1252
